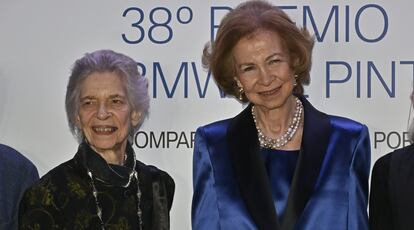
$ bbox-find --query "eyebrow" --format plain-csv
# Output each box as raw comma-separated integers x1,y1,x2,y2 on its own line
237,52,285,69
238,63,254,69
108,94,126,99
265,53,284,61
80,94,126,101
80,96,96,101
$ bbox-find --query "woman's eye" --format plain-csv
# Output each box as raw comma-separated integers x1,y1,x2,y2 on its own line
112,99,124,104
242,66,254,72
269,59,281,65
82,101,93,106
81,100,96,109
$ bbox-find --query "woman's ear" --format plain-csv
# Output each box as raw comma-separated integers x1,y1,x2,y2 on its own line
75,115,81,128
131,111,142,126
234,77,243,88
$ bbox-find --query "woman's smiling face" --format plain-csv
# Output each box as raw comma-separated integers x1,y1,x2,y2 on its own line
76,71,140,155
232,29,296,110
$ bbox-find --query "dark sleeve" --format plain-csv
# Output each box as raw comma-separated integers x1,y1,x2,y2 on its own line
15,162,39,229
18,188,34,229
145,166,175,230
369,153,393,230
0,145,39,230
18,184,56,229
18,172,65,230
160,171,175,211
19,161,39,202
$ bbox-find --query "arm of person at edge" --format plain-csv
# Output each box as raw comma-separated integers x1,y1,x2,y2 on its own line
14,163,39,226
191,127,221,230
4,155,39,230
368,154,392,230
348,124,371,230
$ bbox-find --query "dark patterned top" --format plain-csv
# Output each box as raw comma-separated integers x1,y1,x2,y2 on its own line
18,143,175,230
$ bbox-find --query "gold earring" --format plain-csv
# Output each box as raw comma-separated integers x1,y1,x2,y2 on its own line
293,75,298,86
238,87,244,100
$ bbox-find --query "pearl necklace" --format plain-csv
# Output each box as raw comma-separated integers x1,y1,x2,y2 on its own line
86,153,142,230
252,97,303,149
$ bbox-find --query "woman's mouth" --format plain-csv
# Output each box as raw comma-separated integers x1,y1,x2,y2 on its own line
92,126,117,134
258,86,281,96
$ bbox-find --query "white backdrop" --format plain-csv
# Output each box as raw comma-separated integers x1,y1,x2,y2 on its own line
1,1,413,229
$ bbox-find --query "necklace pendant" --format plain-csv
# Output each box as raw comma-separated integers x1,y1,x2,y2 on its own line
97,207,102,218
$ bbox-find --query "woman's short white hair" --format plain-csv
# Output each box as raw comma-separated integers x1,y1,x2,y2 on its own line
65,49,149,143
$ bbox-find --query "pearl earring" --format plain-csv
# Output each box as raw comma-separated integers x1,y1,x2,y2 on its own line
238,87,244,100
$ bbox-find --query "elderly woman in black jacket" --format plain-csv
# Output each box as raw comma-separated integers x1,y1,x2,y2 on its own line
19,50,174,230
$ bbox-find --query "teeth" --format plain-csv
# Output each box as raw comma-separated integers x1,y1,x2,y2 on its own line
94,127,114,132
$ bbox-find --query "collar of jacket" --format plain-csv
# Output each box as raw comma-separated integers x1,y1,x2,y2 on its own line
227,96,331,230
74,142,137,187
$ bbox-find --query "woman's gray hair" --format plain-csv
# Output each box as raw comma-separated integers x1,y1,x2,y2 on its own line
65,49,149,143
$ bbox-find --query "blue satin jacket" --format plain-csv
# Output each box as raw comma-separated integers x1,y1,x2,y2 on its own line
192,97,370,230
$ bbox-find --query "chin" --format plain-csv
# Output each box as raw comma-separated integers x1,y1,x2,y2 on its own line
254,99,287,110
91,142,117,151
266,95,292,108
89,137,124,150
85,133,128,151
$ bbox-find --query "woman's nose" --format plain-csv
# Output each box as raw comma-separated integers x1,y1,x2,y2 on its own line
259,67,273,86
97,103,110,119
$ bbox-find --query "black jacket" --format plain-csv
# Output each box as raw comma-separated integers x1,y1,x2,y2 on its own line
369,144,414,230
19,143,174,230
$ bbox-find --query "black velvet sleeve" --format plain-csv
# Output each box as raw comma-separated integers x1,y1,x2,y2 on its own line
138,162,175,230
369,153,393,230
161,170,175,211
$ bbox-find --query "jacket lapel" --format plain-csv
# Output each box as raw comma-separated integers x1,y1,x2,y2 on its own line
281,97,331,229
227,97,331,230
227,104,280,230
